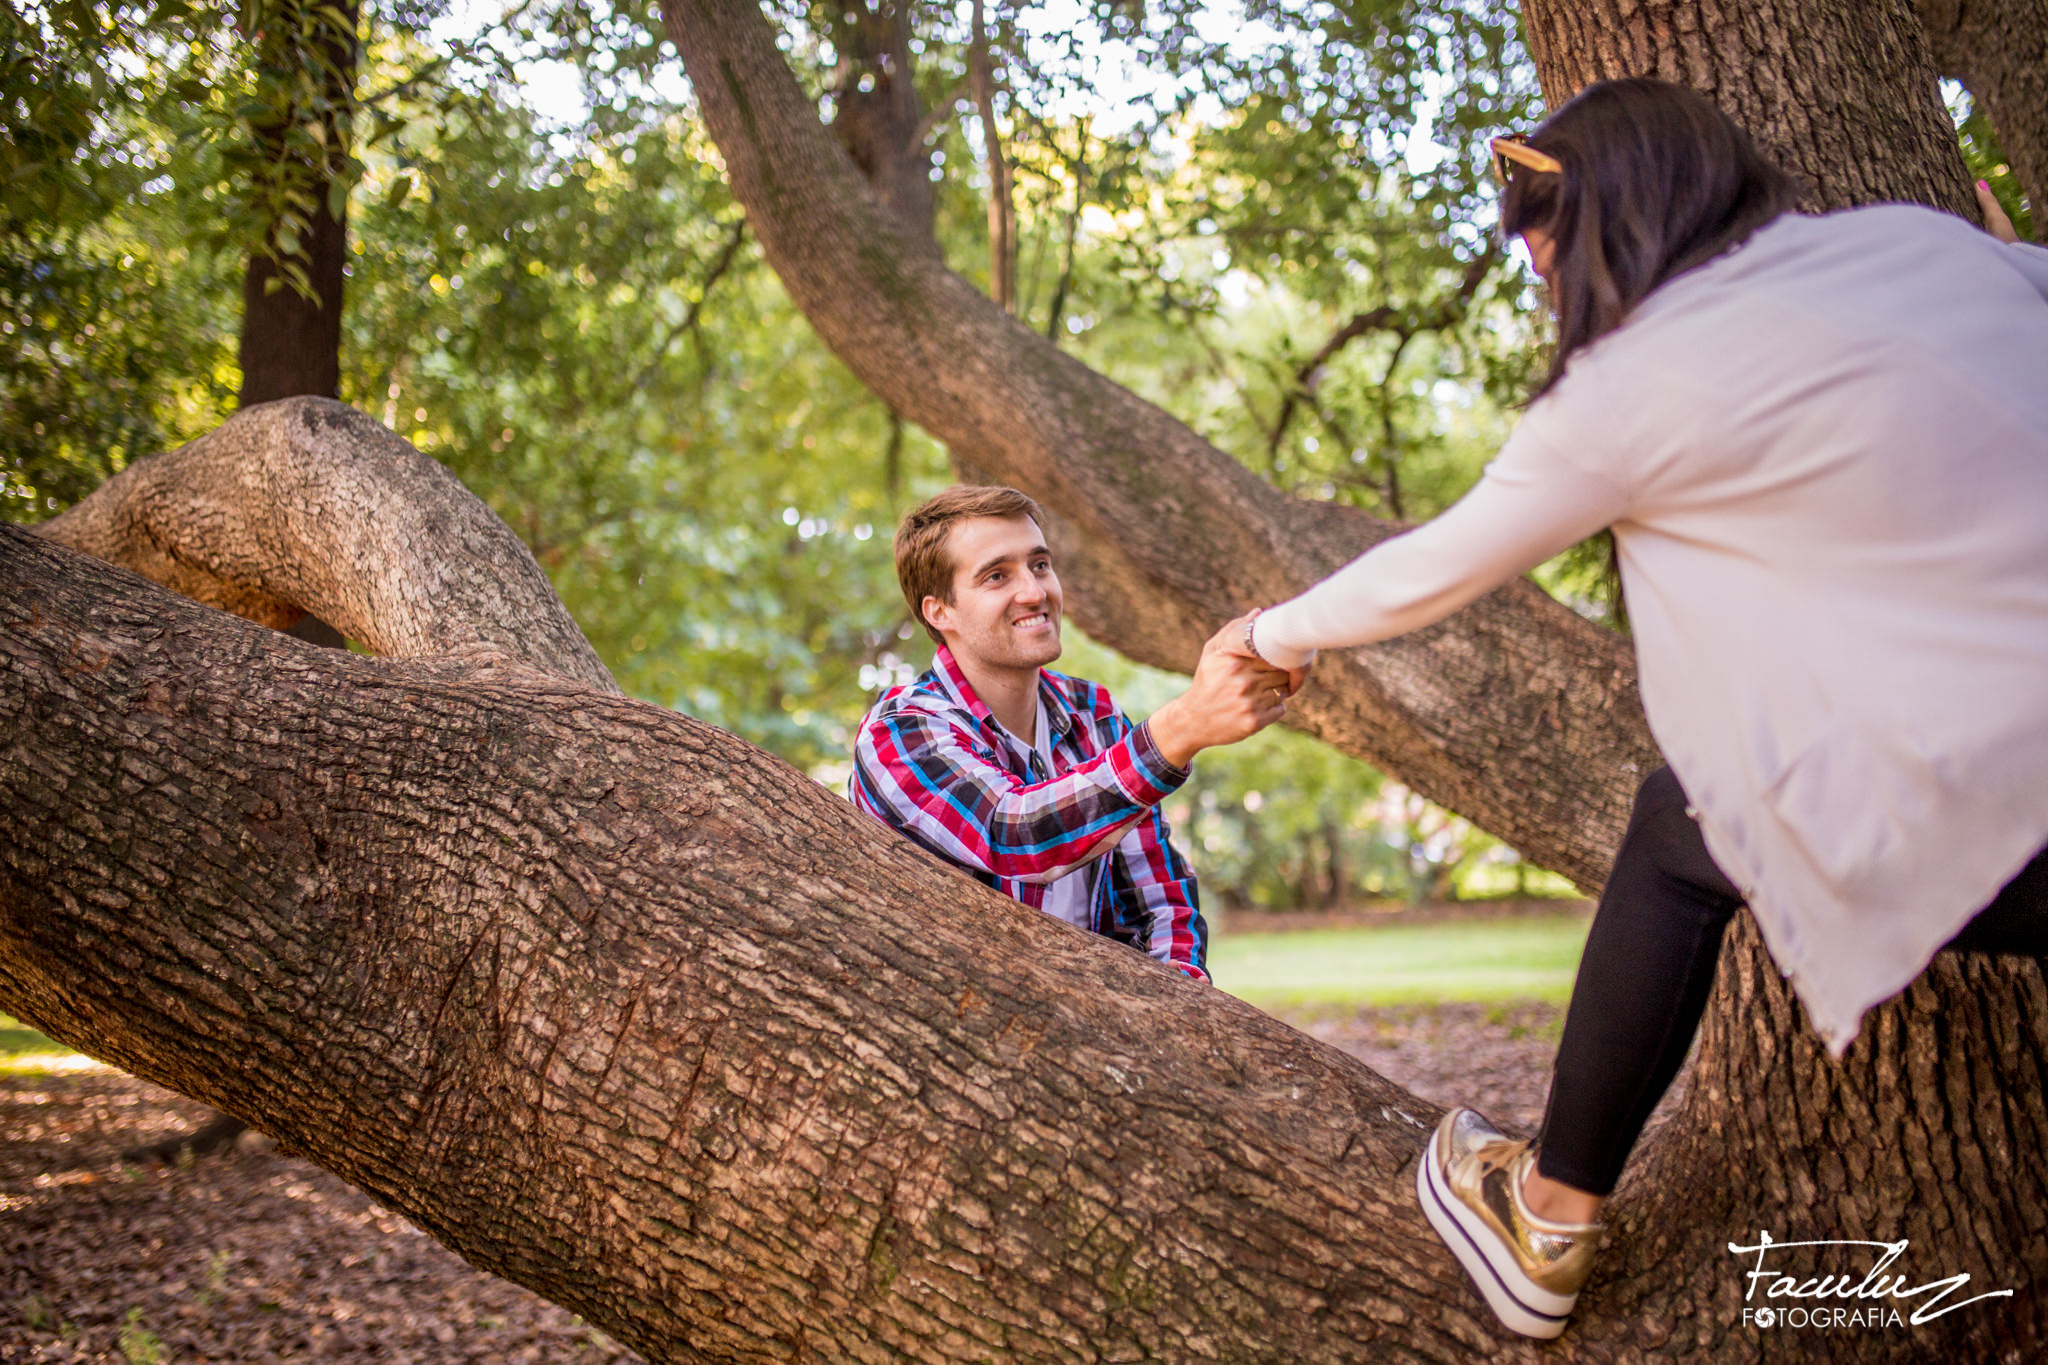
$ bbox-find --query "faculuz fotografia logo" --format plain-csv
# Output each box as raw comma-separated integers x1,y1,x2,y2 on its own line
1730,1230,2014,1331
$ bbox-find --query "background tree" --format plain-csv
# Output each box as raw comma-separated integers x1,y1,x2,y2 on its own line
234,0,365,405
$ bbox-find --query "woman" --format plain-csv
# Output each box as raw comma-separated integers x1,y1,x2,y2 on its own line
1237,78,2048,1339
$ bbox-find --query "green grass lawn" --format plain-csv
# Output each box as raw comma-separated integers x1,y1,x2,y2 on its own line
0,1011,80,1074
1211,912,1592,1008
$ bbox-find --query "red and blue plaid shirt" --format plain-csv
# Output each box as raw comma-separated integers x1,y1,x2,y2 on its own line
850,646,1209,981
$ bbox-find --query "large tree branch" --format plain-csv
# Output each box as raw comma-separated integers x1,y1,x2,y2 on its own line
0,520,1526,1364
9,455,2043,1360
660,0,1655,892
35,397,618,693
8,398,2044,1357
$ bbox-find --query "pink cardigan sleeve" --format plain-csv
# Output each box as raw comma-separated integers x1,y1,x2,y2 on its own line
1251,426,1630,668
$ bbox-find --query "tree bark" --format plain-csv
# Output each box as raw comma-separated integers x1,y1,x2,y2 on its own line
237,0,362,407
34,398,617,694
1915,0,2048,240
1519,0,1976,219
0,504,1548,1365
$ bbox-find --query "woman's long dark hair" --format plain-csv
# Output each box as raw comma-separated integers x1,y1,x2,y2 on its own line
1502,78,1800,397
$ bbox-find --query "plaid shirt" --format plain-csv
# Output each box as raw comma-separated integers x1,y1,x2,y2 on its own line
850,646,1209,981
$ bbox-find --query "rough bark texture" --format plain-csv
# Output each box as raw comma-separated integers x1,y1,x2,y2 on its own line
34,397,618,694
1916,0,2048,241
1519,0,1977,219
662,0,1657,896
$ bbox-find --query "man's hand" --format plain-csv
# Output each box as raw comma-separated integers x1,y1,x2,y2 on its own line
1218,607,1313,696
1146,615,1299,768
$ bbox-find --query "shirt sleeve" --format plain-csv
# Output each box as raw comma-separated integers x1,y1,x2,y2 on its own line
1102,803,1210,982
2000,240,2048,304
1251,423,1631,668
851,705,1191,883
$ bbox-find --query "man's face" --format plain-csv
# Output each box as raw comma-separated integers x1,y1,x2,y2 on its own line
923,515,1063,675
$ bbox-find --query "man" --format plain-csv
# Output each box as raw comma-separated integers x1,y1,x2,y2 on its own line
850,485,1300,980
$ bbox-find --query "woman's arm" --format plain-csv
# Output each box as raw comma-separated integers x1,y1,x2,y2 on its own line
1248,433,1629,668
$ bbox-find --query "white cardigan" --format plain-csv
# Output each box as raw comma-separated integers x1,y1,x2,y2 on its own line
1254,206,2048,1053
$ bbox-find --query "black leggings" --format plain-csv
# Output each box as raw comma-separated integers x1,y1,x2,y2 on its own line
1534,766,2048,1197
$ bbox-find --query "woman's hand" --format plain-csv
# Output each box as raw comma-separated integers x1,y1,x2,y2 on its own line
1977,180,2020,245
1218,610,1313,696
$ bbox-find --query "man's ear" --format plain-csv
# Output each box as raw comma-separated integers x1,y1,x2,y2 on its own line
921,595,953,637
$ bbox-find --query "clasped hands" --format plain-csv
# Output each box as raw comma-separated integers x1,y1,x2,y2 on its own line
1146,613,1312,768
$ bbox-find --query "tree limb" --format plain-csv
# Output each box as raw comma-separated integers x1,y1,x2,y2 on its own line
34,397,619,693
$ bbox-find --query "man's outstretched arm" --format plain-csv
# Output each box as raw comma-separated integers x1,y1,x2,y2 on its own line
851,617,1296,886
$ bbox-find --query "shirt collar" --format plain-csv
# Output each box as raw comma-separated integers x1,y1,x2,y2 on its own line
930,646,1076,743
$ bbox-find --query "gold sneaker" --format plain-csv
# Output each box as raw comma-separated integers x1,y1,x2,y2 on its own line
1416,1107,1601,1339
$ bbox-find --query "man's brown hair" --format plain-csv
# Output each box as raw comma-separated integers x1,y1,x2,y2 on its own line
894,485,1047,646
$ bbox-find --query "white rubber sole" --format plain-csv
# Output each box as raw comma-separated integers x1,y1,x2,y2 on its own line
1416,1123,1576,1340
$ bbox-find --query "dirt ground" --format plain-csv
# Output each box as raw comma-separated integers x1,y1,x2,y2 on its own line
2,1002,1597,1363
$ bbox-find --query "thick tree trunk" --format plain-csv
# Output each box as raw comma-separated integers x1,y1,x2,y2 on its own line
1519,0,1976,218
1915,0,2048,240
661,0,1656,895
238,181,348,405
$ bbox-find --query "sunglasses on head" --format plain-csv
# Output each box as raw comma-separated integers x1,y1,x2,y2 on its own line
1489,136,1564,184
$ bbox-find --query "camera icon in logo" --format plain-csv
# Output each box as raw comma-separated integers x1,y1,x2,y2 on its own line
1753,1307,1778,1328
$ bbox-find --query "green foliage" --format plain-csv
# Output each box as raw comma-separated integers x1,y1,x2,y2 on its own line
1,2,243,520
1949,82,2033,240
